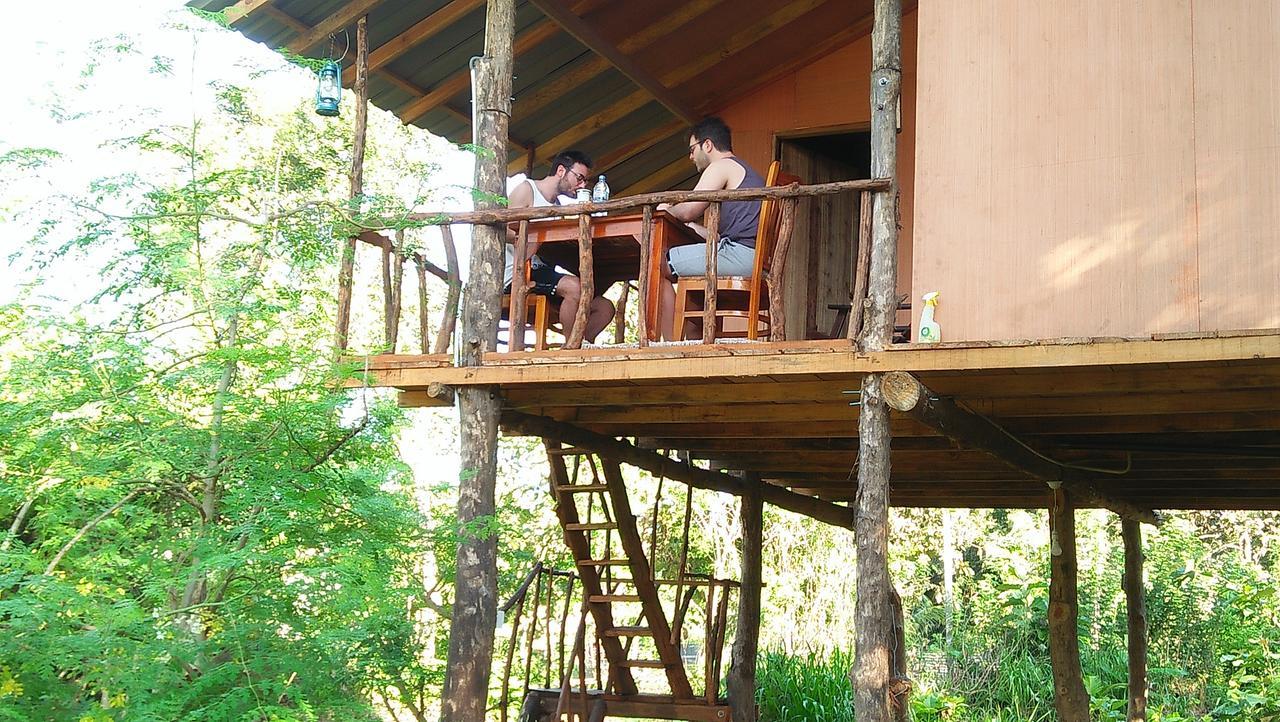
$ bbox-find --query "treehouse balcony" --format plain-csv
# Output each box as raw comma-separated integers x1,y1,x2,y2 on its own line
205,0,1280,522
202,0,1280,718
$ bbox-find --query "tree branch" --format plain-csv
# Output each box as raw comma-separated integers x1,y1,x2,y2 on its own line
44,488,149,575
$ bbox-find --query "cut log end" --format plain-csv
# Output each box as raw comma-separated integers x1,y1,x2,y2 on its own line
881,371,922,412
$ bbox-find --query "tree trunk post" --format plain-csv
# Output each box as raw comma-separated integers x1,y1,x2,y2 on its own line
335,15,370,351
889,586,910,722
1122,519,1149,722
1048,487,1091,721
441,0,515,719
727,482,763,722
851,1,901,721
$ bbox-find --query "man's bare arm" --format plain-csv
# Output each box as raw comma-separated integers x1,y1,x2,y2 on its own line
506,181,535,245
658,160,735,222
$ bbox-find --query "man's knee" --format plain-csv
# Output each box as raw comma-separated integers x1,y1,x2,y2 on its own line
556,275,581,299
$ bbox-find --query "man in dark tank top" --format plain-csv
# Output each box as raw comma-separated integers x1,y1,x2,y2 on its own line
655,117,765,340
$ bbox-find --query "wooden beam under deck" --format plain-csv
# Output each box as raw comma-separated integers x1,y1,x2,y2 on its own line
369,333,1280,511
365,333,1280,387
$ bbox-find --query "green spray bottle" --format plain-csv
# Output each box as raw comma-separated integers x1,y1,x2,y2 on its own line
918,291,941,343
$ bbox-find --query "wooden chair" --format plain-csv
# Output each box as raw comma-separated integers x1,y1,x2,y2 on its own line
501,261,558,351
673,160,800,340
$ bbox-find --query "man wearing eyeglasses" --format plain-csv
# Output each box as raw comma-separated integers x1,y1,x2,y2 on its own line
654,117,766,339
504,150,615,342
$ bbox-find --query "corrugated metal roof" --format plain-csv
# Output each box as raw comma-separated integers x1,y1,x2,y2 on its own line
195,0,877,192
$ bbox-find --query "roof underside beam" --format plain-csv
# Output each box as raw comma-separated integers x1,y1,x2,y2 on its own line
223,0,276,25
527,0,698,125
287,0,387,54
508,0,833,174
234,1,532,150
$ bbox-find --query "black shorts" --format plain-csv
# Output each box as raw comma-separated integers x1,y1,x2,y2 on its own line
505,263,567,297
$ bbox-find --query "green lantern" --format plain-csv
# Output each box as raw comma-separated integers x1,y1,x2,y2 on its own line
315,59,341,117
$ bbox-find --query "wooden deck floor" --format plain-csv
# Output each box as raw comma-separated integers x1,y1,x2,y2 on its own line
357,332,1280,511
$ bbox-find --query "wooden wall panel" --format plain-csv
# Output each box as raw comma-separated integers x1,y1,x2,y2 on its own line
1193,0,1280,331
913,0,1201,342
716,11,918,333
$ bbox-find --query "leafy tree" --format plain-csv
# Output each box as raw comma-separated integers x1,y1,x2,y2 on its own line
0,17,452,719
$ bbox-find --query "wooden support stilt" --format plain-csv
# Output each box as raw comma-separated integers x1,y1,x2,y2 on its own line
441,0,514,718
1048,487,1091,721
852,373,893,722
1122,519,1149,722
852,0,902,721
726,482,762,722
334,15,370,352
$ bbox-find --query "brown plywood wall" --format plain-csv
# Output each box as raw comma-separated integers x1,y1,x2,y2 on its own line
1193,0,1280,332
913,0,1280,342
715,11,919,339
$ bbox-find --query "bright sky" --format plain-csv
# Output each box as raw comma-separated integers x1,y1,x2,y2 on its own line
4,1,472,487
4,0,473,302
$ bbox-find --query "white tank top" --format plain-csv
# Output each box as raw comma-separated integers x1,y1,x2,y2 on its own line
504,177,559,287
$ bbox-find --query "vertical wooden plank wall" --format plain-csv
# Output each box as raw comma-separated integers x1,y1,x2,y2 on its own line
717,11,919,339
913,0,1280,341
1193,0,1280,331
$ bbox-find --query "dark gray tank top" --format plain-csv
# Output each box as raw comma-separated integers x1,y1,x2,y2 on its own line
719,157,766,248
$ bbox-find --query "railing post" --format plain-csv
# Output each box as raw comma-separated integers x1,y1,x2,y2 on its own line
415,256,431,353
637,204,653,348
433,225,461,355
509,219,531,352
767,198,798,341
704,581,717,702
567,212,594,349
702,202,721,344
849,190,874,342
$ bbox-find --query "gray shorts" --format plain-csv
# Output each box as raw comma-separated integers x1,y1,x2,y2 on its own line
668,238,756,278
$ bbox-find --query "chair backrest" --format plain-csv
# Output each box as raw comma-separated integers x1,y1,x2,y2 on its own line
750,161,800,283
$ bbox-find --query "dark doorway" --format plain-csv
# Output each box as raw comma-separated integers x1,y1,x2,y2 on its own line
777,130,871,339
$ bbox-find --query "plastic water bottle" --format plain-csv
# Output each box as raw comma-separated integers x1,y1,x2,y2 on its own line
591,174,610,203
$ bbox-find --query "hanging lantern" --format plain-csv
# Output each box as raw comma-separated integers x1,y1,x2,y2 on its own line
314,59,341,117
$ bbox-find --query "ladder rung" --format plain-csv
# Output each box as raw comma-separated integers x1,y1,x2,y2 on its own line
578,559,630,567
619,659,667,669
547,447,591,456
565,522,617,531
604,626,653,638
589,594,640,603
556,484,609,493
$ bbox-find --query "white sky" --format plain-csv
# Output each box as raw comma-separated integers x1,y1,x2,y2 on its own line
4,1,472,488
3,0,474,302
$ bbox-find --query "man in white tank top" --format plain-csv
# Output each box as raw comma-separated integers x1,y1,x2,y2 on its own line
504,151,615,343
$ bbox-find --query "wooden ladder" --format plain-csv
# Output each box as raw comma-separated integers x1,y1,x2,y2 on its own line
544,440,695,700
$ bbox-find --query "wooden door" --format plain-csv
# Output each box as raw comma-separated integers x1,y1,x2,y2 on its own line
778,136,865,339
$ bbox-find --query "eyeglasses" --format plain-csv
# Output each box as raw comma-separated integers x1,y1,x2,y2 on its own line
688,140,705,155
564,168,587,186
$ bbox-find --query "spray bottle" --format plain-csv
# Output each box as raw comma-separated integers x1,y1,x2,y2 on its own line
918,291,941,343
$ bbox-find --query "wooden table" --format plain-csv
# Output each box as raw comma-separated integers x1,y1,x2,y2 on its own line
527,210,702,341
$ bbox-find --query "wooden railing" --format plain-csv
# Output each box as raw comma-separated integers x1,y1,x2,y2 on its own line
496,562,738,721
341,178,890,356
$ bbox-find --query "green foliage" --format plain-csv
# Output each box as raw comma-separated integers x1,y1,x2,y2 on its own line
0,24,457,719
756,649,853,722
